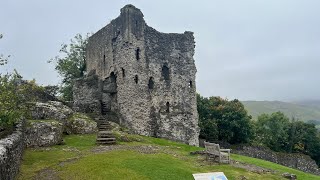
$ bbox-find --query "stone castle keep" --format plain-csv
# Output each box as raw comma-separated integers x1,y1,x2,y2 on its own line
73,4,199,146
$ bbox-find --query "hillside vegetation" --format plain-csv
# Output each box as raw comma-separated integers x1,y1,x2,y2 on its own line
17,134,320,180
242,101,320,122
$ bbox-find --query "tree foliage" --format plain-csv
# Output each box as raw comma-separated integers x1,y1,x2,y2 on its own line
255,112,290,152
255,112,320,166
0,34,10,66
49,33,89,101
197,94,254,144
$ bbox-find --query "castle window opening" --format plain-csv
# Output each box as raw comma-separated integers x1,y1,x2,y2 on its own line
103,55,106,65
166,102,170,113
134,75,139,84
135,47,140,60
189,80,193,88
110,72,116,83
148,77,154,89
162,65,170,80
122,68,125,78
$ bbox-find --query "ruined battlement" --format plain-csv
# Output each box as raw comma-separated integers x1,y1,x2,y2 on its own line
74,4,199,146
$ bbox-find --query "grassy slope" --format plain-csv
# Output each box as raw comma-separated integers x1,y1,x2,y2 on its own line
242,101,320,122
18,134,320,180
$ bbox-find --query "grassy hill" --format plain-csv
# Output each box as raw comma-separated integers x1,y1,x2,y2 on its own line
242,101,320,123
18,134,320,180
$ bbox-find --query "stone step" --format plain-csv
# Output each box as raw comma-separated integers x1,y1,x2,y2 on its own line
99,124,111,126
97,141,116,145
98,131,113,135
98,127,110,131
97,137,116,141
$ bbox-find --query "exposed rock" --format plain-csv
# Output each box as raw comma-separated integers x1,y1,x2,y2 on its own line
25,120,63,147
66,113,97,134
282,172,297,180
30,101,73,123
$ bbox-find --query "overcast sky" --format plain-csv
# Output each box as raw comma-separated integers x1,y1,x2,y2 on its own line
1,0,320,101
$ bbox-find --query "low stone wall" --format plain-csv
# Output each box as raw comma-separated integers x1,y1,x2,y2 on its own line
233,145,320,175
0,120,25,180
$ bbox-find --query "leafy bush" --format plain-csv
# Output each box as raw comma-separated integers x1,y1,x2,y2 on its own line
197,94,254,144
0,71,46,129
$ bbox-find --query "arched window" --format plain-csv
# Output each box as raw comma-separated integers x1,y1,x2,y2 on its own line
162,65,170,80
135,48,140,60
166,102,170,113
134,75,138,84
110,72,116,83
148,77,154,89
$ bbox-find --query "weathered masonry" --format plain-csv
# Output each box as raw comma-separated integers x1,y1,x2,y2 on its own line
73,4,199,146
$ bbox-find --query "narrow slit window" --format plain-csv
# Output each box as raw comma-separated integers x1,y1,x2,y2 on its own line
166,102,170,113
148,77,154,89
162,65,170,80
122,68,125,78
135,48,140,60
103,55,106,65
134,75,138,84
189,80,193,88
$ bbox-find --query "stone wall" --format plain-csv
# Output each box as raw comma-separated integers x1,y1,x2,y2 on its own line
233,145,320,175
74,4,199,146
73,75,102,115
0,120,25,180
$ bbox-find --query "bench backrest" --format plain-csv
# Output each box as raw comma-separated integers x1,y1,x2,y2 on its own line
204,142,220,156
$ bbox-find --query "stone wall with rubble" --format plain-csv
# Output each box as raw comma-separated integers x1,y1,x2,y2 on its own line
233,145,320,175
74,4,199,146
0,120,25,180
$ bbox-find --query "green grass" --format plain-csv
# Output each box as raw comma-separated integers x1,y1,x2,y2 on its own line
232,154,320,180
18,133,320,180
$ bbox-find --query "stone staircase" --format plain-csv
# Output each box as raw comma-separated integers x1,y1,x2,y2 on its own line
96,117,116,145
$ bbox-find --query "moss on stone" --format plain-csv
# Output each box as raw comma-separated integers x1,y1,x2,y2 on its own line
26,119,61,127
67,113,94,123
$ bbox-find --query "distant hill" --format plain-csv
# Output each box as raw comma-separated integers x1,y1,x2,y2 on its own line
242,101,320,124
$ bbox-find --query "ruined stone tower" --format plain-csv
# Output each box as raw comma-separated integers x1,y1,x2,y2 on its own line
73,4,199,146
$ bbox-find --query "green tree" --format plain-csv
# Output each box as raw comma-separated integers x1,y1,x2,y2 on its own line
49,33,89,101
288,121,320,166
255,112,290,152
0,34,10,66
197,94,254,144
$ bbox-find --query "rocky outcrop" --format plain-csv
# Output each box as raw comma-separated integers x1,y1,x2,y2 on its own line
30,101,73,123
66,113,97,134
233,145,320,175
0,120,25,180
25,120,63,147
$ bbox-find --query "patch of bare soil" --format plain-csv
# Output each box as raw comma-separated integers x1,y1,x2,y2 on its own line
58,157,81,167
91,144,161,154
231,160,276,174
33,168,60,180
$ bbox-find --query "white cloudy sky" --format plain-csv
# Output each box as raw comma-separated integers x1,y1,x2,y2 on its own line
1,0,320,101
